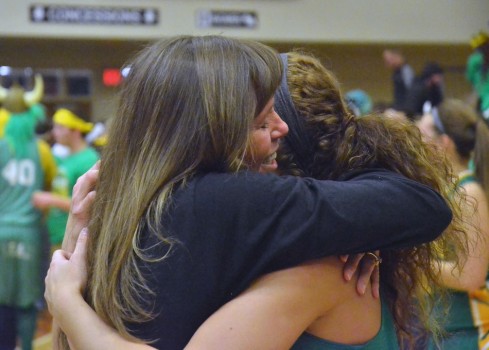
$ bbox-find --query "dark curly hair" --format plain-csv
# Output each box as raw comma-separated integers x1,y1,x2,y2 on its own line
276,51,467,349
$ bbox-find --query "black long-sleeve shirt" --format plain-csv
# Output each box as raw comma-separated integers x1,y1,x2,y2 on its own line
129,169,452,349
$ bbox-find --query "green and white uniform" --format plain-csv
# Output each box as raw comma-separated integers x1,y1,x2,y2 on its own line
0,103,55,308
0,139,46,308
429,171,488,350
0,102,56,350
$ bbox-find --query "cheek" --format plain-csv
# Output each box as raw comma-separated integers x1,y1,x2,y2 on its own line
54,128,70,142
245,131,268,168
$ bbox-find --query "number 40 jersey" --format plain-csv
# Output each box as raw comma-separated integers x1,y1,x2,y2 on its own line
0,138,55,230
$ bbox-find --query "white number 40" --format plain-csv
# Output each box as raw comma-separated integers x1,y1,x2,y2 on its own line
2,159,35,186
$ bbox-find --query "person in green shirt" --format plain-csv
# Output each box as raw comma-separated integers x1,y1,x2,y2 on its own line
466,31,489,119
32,106,99,246
418,99,489,349
0,74,57,350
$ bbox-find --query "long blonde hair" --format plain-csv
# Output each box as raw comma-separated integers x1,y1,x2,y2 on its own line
65,36,282,344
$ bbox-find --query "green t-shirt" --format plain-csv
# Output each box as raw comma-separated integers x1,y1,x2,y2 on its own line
47,146,99,245
466,52,489,112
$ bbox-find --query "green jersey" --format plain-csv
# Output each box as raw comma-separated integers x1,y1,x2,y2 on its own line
0,139,45,307
466,52,489,112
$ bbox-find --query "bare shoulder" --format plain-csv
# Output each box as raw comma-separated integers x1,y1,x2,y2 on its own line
463,182,488,206
249,256,370,321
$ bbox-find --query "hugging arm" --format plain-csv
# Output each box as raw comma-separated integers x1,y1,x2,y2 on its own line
49,233,364,350
217,168,452,273
47,230,156,350
53,168,450,349
63,167,451,260
294,169,452,254
436,183,489,291
185,257,376,350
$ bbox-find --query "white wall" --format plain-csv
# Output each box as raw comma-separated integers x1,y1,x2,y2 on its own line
1,0,488,44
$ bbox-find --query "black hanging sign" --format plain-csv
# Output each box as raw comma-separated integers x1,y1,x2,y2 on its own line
30,5,159,25
196,10,258,29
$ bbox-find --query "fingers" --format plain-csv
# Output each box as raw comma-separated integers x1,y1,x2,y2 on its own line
71,190,96,218
50,249,70,263
343,253,364,281
356,251,382,296
71,166,99,225
72,228,88,263
341,251,382,296
356,258,377,296
371,265,380,299
365,251,382,266
49,229,87,268
45,249,71,312
72,167,99,209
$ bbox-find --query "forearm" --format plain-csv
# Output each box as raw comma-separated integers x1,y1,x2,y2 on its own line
55,295,154,350
437,184,489,292
437,261,485,292
437,253,488,292
315,170,452,254
186,259,344,350
49,194,72,212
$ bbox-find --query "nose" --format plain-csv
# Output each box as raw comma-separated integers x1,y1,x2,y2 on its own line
270,110,289,140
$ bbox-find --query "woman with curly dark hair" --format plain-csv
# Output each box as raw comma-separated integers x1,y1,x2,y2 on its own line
268,51,466,349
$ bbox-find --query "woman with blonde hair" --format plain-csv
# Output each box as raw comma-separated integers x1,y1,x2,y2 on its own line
45,37,455,350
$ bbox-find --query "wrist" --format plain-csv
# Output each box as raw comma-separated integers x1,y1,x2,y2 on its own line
51,287,85,322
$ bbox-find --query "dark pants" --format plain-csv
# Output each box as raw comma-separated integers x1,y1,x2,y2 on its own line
0,305,37,350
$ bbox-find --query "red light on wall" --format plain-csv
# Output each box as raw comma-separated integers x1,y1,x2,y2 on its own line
103,68,122,87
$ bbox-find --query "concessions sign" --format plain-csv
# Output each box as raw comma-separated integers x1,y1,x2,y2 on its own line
30,5,159,25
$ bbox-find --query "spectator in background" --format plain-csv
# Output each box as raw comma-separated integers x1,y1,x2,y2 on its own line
32,105,99,248
0,74,57,350
403,62,444,119
382,49,414,110
418,99,489,349
35,117,71,159
467,31,489,120
345,89,372,117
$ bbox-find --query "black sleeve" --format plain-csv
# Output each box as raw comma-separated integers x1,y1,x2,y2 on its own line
402,79,425,118
193,169,452,278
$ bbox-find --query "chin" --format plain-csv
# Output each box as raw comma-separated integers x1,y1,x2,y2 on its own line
259,161,278,174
